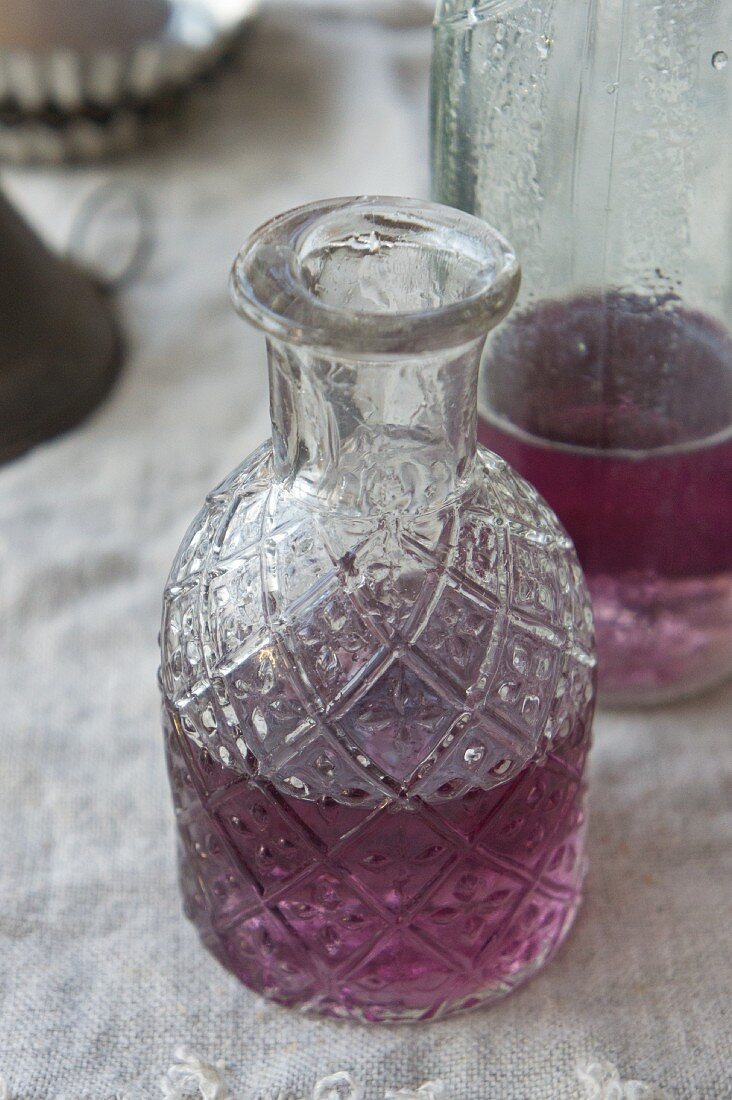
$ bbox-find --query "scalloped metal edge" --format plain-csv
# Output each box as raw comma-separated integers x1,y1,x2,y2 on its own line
0,0,258,161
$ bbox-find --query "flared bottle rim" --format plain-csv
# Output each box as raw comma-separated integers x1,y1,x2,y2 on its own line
230,196,520,357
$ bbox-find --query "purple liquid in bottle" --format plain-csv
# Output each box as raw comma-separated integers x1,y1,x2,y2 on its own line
166,696,588,1022
479,294,732,703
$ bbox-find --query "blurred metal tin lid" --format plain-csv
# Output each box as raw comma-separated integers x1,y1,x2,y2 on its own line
0,0,260,163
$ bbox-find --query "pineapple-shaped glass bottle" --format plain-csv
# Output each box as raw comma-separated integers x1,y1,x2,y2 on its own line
160,197,596,1022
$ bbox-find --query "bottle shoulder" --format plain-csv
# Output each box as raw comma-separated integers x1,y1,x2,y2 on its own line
159,440,595,806
165,440,274,590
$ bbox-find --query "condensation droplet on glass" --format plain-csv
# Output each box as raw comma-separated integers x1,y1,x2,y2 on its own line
492,43,505,60
536,35,552,61
606,82,618,94
712,50,728,71
495,22,506,41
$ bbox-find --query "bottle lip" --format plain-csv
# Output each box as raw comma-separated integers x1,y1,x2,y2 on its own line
230,196,520,356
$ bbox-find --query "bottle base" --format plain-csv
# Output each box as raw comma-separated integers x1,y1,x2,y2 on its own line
600,669,732,709
167,703,590,1025
591,572,732,708
187,876,585,1024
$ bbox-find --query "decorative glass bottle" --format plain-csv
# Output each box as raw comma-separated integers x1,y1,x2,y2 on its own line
159,197,596,1022
432,0,732,705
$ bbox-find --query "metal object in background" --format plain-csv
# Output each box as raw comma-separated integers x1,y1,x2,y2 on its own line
0,187,123,463
0,0,260,163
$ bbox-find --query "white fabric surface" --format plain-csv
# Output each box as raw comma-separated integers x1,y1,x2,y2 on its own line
0,7,730,1098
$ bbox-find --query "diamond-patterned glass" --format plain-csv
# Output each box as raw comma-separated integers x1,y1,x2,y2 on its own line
160,197,596,1021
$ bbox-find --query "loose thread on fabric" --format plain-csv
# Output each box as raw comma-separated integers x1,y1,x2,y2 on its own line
0,1055,669,1099
576,1061,669,1100
157,1056,448,1100
160,1048,234,1100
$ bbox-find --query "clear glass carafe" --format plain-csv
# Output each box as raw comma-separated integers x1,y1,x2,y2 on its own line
432,0,732,705
159,197,596,1022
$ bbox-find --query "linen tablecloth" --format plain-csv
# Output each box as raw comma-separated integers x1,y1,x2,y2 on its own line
1,7,730,1097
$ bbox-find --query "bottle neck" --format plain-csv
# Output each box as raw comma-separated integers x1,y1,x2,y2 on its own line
267,336,484,515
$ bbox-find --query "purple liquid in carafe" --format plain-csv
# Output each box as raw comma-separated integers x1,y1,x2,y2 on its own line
166,702,587,1022
479,293,732,703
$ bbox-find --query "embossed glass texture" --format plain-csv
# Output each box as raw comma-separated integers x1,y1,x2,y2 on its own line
432,0,732,704
160,197,596,1022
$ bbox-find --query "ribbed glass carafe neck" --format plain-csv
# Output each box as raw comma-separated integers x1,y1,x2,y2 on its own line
266,336,484,514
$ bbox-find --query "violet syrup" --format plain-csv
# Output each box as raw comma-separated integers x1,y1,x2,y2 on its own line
479,293,732,704
165,704,588,1022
